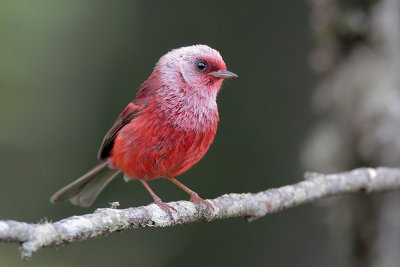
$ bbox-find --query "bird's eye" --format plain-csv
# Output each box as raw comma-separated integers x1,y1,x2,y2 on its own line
195,60,208,72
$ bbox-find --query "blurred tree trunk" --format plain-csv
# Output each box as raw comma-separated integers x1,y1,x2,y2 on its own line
303,0,400,266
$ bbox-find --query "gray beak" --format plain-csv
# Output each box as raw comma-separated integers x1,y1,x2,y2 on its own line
209,70,238,79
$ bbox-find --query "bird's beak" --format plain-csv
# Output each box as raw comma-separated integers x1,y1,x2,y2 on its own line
209,70,238,79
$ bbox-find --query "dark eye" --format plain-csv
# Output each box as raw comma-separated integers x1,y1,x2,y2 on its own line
195,60,208,72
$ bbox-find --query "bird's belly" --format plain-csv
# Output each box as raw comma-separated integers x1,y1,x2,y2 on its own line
109,121,216,180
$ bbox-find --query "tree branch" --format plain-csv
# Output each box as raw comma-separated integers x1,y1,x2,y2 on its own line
1,167,400,260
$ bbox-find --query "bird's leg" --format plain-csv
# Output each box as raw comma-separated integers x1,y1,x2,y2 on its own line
168,177,214,211
140,179,176,220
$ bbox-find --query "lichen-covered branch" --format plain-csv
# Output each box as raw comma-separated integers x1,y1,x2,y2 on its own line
1,167,400,260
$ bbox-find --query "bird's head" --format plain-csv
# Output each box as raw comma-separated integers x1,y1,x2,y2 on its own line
156,45,237,95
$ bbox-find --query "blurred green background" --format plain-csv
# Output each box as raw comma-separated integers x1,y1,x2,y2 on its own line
0,1,321,266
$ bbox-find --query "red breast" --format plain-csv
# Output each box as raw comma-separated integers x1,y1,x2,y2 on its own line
109,106,218,180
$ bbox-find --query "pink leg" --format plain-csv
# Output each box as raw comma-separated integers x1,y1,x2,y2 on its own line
140,179,176,220
168,177,214,211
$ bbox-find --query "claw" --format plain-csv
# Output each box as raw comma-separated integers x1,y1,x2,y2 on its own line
167,177,214,212
190,193,214,212
153,195,176,221
140,179,176,222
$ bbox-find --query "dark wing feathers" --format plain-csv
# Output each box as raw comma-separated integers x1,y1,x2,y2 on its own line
97,103,142,160
98,71,160,160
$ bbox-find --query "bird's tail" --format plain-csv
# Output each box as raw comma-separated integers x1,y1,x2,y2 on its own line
50,161,120,207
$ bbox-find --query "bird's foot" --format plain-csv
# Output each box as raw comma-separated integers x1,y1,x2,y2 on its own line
190,193,214,212
153,196,176,221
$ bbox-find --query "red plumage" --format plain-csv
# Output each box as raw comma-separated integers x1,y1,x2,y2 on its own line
109,96,218,180
51,45,237,217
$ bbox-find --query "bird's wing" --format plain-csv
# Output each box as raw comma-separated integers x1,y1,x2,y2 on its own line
98,102,143,160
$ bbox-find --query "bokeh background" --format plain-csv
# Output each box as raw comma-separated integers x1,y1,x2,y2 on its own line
0,1,325,266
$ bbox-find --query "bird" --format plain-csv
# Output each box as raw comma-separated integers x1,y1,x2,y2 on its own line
50,45,237,217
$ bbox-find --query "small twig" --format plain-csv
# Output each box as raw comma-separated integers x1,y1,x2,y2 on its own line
1,167,400,260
